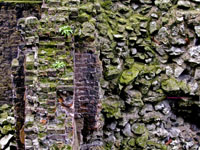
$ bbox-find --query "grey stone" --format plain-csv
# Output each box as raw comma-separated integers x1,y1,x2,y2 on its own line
153,128,169,138
170,127,181,138
165,66,173,76
107,122,117,131
174,66,184,78
139,0,152,4
188,46,200,64
176,117,184,126
194,67,200,80
139,104,154,116
113,34,124,39
195,26,200,37
131,3,139,10
151,13,158,18
123,123,134,137
25,16,38,25
125,90,144,107
188,81,198,95
142,112,163,123
155,103,165,111
120,108,140,126
177,0,191,8
162,107,171,115
155,0,172,10
166,47,184,56
146,124,156,131
132,123,146,135
0,134,13,149
131,48,137,55
150,21,158,34
143,91,165,102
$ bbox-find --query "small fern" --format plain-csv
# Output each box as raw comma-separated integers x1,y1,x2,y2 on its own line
52,61,65,69
59,26,73,37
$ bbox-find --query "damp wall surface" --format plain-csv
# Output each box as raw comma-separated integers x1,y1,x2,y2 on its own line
1,0,200,150
0,3,40,149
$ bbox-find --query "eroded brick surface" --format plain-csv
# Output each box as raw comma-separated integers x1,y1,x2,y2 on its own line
74,53,101,145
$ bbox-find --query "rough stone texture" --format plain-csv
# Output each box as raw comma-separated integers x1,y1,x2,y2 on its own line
2,0,200,150
21,1,74,149
74,52,101,148
0,3,40,149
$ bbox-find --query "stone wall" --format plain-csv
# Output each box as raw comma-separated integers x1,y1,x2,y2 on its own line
94,0,200,150
1,0,200,150
21,1,74,149
0,3,40,149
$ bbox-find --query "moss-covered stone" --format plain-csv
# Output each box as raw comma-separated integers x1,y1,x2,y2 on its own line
119,64,141,85
105,65,122,80
119,63,159,85
161,77,180,92
136,134,148,148
128,138,135,147
147,141,168,150
161,77,190,93
100,0,112,10
132,123,146,135
102,96,124,119
78,13,91,23
155,0,172,10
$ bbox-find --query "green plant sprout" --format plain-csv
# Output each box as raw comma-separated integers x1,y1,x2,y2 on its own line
59,26,73,37
52,61,65,69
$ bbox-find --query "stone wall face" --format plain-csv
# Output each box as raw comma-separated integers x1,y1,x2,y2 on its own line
0,4,19,104
2,0,200,150
21,1,74,149
0,3,40,149
93,1,200,150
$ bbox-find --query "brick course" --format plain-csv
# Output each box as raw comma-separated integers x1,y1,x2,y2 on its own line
74,52,101,145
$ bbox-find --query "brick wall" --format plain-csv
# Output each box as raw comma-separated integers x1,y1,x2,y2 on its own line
74,52,101,148
0,4,19,104
0,3,40,149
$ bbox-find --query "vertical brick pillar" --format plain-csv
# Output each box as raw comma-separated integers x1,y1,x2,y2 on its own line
74,52,101,147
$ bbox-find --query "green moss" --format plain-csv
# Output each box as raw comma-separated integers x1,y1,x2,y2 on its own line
78,13,91,22
128,138,135,147
79,3,93,13
119,63,143,85
38,132,47,139
100,0,112,10
104,65,121,80
132,123,146,135
147,141,168,150
39,41,64,46
102,96,124,119
0,104,10,111
1,124,14,134
38,48,56,56
136,134,148,148
161,77,187,92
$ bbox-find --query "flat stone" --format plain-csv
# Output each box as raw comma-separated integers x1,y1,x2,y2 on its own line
188,46,200,64
174,66,184,78
177,0,191,8
150,21,158,34
165,46,184,56
195,26,200,37
123,123,134,137
132,123,146,135
195,68,200,80
0,134,13,149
